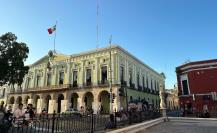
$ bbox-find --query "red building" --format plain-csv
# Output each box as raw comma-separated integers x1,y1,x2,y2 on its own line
176,59,217,115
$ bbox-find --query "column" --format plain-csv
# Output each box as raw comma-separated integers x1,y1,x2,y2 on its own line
116,88,121,112
48,100,57,114
22,75,27,91
125,60,129,86
93,97,100,114
36,99,44,113
32,69,37,88
65,62,71,84
12,104,17,112
42,67,47,87
93,58,99,86
77,97,84,111
27,99,34,104
52,67,57,85
139,68,142,88
61,100,70,113
160,83,167,120
133,65,136,88
78,61,84,87
116,54,120,85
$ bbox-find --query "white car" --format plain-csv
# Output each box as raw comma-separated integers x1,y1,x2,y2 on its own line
64,108,80,114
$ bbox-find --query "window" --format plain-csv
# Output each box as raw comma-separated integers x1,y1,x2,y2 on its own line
27,78,31,88
59,72,64,85
142,77,145,88
73,71,78,87
86,69,91,85
129,70,132,85
146,77,149,88
36,76,41,87
137,74,140,87
182,80,189,95
150,79,153,90
120,66,124,84
101,66,107,84
47,73,51,86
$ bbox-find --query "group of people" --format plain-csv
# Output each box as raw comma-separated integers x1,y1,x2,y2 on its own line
0,101,36,128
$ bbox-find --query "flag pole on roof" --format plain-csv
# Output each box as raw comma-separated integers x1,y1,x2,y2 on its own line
47,21,57,53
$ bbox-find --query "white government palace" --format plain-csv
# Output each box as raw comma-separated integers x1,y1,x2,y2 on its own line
1,45,165,114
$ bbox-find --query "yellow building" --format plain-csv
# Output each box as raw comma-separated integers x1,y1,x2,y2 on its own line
166,86,179,110
7,45,165,114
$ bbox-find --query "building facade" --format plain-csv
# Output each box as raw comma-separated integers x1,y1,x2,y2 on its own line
165,86,179,111
0,84,10,104
7,45,165,114
176,59,217,115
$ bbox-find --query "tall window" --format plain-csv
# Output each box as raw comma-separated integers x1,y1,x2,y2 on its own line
27,77,31,88
86,69,91,85
120,66,124,84
36,76,41,87
47,73,51,86
59,72,64,85
137,74,140,87
154,80,157,90
142,77,145,88
129,70,132,85
73,71,78,87
182,80,189,95
101,66,107,84
150,79,153,90
146,77,149,88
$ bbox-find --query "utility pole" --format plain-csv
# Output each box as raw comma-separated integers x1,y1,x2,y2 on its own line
109,35,113,114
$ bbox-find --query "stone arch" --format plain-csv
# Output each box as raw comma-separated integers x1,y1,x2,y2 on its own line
24,95,30,105
98,90,110,114
57,94,64,113
33,95,40,109
70,93,79,110
9,97,15,104
83,92,94,109
16,96,22,104
45,95,51,112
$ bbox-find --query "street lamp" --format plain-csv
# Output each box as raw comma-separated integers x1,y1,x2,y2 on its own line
109,35,113,114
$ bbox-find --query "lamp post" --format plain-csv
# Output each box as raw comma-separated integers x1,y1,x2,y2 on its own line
109,35,113,114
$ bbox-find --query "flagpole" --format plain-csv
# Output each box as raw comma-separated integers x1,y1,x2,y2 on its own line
54,21,57,53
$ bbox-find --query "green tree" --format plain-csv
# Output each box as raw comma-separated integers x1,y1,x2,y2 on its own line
0,32,29,87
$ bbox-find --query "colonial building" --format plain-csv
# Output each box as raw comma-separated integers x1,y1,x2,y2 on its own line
7,45,165,114
165,85,179,110
176,59,217,115
0,84,9,104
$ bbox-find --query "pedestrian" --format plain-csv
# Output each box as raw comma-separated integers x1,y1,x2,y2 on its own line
80,106,85,115
13,103,26,127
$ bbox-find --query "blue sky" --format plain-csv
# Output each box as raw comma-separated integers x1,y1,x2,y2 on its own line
1,0,217,89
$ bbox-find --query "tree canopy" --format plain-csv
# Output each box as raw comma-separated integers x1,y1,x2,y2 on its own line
0,32,29,87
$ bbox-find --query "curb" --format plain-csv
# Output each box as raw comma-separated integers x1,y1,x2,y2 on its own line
107,117,165,133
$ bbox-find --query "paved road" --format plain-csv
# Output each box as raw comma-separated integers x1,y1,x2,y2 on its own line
137,121,217,133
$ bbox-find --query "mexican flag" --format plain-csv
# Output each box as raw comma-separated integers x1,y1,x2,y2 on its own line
47,25,56,34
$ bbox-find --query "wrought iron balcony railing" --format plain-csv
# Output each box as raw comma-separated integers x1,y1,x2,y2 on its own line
28,84,72,92
98,80,109,87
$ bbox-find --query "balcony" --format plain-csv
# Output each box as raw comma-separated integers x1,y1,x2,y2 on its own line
138,85,142,91
120,80,127,87
83,82,93,88
98,80,109,87
72,81,78,88
129,83,135,89
28,84,72,92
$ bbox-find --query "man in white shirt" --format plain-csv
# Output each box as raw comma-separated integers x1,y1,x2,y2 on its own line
13,103,25,127
14,103,25,119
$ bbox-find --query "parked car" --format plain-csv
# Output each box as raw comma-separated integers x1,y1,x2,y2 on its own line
63,108,80,115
